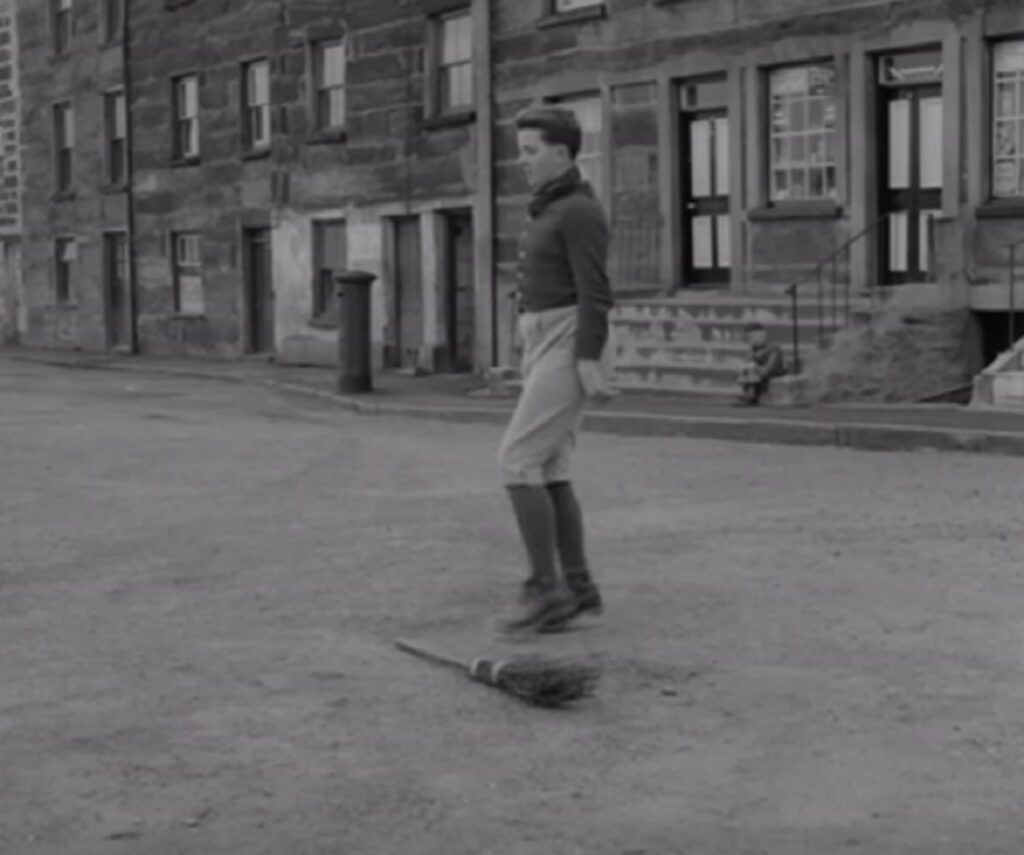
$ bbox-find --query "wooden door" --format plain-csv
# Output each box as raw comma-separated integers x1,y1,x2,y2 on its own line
445,212,474,372
245,228,274,353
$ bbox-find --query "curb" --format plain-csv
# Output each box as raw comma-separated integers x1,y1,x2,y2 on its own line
6,351,1024,458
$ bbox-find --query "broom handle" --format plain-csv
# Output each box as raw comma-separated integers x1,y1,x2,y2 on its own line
394,638,469,673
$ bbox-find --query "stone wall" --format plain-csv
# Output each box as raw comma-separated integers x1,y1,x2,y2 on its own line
0,0,19,238
0,0,19,343
129,0,478,363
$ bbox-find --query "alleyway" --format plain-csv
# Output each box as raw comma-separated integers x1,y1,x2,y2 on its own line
2,359,1022,855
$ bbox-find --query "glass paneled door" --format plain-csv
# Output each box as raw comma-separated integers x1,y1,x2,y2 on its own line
680,77,731,286
879,50,943,284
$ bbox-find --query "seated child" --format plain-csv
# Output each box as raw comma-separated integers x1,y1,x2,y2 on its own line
735,321,786,406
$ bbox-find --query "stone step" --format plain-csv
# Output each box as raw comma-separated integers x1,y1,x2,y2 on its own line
612,362,740,397
612,298,871,326
616,339,808,370
613,314,822,347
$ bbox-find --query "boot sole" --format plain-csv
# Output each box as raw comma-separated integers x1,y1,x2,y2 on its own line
535,599,602,634
500,597,578,634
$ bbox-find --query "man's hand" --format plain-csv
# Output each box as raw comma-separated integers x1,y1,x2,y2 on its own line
577,359,617,403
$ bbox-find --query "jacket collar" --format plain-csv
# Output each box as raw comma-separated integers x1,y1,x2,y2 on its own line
528,166,588,218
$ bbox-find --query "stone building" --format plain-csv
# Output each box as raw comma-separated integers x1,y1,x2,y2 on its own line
489,0,1024,395
126,0,489,369
15,0,129,351
0,0,21,344
9,0,1024,398
11,0,489,370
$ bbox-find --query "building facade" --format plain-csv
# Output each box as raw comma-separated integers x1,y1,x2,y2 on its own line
491,0,1024,367
15,0,128,351
12,0,491,370
8,0,1024,374
0,0,21,344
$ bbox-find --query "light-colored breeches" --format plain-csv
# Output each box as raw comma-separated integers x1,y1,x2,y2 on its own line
497,305,590,486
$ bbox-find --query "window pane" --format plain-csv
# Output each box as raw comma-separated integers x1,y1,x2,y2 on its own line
329,89,345,125
177,274,204,315
248,62,269,106
997,81,1017,118
442,13,471,65
995,41,1024,75
443,64,473,110
320,41,346,87
919,95,943,189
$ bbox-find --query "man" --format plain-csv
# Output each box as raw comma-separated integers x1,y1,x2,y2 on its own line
496,106,616,634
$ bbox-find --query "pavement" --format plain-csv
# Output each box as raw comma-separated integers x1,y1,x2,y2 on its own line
5,345,1024,457
4,359,1024,854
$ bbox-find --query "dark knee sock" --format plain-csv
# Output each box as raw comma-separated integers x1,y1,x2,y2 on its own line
546,481,590,582
506,485,559,589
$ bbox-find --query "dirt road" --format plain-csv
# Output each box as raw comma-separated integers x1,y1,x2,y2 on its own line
2,358,1023,854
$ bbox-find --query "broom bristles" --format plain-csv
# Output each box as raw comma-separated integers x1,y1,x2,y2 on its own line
469,656,600,708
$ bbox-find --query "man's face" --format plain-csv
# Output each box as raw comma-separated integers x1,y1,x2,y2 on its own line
517,129,572,191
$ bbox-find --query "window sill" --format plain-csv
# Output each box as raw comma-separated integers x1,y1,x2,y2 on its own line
424,0,471,12
306,128,348,146
975,200,1024,219
52,191,76,202
309,315,339,330
101,182,128,195
537,5,606,29
171,156,201,168
57,302,78,310
748,201,842,222
171,313,205,320
423,109,476,130
241,147,272,162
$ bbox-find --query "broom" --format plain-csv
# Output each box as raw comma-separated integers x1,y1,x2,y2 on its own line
395,637,600,708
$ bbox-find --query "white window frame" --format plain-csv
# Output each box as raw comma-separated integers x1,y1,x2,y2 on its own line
52,0,72,55
172,232,204,316
243,60,271,151
767,63,838,203
436,10,473,114
102,0,123,43
54,102,74,193
105,89,127,186
173,74,200,160
314,39,347,132
553,0,603,11
992,40,1024,199
55,237,76,304
312,219,347,321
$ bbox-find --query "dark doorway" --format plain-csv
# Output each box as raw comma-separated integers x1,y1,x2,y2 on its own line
877,50,943,284
444,211,474,372
103,231,131,351
388,216,423,369
679,77,731,286
244,228,274,354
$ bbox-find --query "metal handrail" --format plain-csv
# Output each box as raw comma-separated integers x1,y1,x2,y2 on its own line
785,211,893,373
1007,235,1024,349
